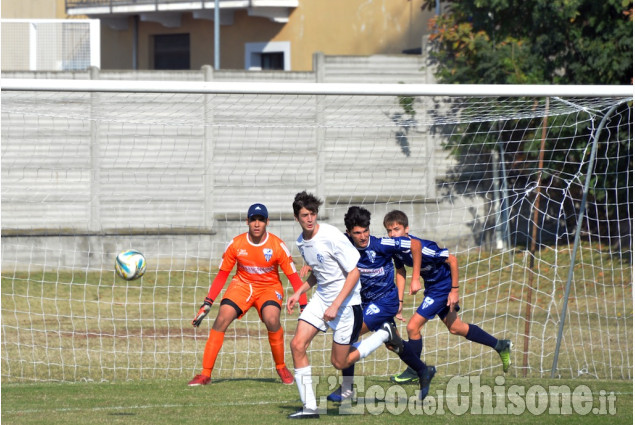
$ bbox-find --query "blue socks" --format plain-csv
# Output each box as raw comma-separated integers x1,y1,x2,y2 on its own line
342,364,355,378
466,323,497,349
398,340,426,374
405,337,423,359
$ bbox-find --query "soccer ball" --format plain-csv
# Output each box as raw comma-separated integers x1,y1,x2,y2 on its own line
115,249,147,281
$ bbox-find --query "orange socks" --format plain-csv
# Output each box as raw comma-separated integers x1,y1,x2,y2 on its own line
201,327,285,377
268,327,286,368
201,329,225,377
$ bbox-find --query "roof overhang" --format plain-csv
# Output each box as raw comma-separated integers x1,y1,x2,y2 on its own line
67,0,298,25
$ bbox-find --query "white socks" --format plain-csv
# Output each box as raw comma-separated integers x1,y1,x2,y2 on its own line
355,329,389,359
294,365,317,410
294,329,391,410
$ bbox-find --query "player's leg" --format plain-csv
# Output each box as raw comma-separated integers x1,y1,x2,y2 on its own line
397,298,444,396
259,298,293,384
382,316,435,400
289,298,329,418
391,310,436,398
405,309,428,351
324,304,362,406
442,308,512,372
328,323,369,402
391,311,428,383
289,319,321,418
188,302,238,386
340,300,402,368
328,340,360,405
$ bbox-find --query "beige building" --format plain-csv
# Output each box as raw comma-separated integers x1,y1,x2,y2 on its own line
1,0,66,19
2,0,435,71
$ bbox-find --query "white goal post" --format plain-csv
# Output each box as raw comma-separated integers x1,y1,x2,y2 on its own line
1,79,632,383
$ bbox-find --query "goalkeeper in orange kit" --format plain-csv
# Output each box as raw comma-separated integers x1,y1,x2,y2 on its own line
189,203,307,386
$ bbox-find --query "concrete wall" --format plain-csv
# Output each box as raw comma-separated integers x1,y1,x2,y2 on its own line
1,55,486,270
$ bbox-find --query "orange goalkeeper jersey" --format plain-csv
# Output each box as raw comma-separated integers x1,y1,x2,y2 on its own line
219,232,297,287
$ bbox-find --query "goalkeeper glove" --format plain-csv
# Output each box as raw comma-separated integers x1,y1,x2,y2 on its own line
192,297,213,327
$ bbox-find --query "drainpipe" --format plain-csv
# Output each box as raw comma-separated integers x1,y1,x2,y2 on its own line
133,15,139,70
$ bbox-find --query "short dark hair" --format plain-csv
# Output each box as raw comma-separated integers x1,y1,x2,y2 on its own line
383,210,409,228
292,191,323,217
344,206,371,231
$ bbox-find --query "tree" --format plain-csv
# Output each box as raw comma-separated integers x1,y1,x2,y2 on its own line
422,0,633,252
422,0,633,85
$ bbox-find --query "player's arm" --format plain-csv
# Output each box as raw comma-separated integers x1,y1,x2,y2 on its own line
323,266,360,322
276,240,309,309
192,242,236,327
299,264,312,278
286,273,317,314
395,265,407,322
446,254,459,311
286,271,308,309
408,237,422,295
192,269,230,327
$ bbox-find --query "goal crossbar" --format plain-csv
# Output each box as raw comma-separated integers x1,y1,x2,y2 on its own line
1,78,632,97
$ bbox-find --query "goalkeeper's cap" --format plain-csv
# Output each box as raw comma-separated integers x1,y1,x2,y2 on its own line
248,203,268,219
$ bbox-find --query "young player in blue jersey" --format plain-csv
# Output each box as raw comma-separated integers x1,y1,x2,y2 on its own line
384,210,512,384
324,206,437,402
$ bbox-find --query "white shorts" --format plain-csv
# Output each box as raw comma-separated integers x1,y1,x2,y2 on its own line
299,296,363,345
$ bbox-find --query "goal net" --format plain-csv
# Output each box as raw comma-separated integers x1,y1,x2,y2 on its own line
1,80,632,383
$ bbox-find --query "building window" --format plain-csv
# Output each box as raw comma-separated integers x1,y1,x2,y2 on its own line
245,41,290,71
261,52,284,70
153,33,190,70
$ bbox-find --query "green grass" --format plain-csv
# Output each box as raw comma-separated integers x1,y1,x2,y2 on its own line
1,242,632,383
2,376,632,424
1,242,633,423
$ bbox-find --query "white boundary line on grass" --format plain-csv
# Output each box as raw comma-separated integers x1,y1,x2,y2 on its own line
3,399,294,415
3,391,632,415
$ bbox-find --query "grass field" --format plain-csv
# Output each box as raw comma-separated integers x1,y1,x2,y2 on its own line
2,242,631,383
2,375,632,424
2,242,632,423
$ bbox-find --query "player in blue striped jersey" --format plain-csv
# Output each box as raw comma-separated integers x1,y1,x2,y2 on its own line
384,210,512,384
326,206,436,402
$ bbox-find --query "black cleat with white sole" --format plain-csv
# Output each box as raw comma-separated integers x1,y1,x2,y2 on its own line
381,321,404,355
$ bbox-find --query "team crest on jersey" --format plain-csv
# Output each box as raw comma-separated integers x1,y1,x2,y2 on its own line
275,291,282,301
317,253,324,263
366,250,377,263
365,304,380,315
421,296,435,310
263,248,273,262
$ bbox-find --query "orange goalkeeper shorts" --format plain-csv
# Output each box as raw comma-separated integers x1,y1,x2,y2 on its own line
220,280,284,320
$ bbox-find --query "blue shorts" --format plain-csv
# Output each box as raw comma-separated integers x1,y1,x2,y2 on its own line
416,293,460,320
362,296,399,332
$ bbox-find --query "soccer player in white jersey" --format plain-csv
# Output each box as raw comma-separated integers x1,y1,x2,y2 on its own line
286,191,363,419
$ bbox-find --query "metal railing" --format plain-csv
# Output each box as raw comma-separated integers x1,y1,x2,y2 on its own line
66,0,198,9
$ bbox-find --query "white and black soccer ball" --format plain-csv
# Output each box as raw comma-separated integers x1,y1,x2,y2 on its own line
115,249,147,281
